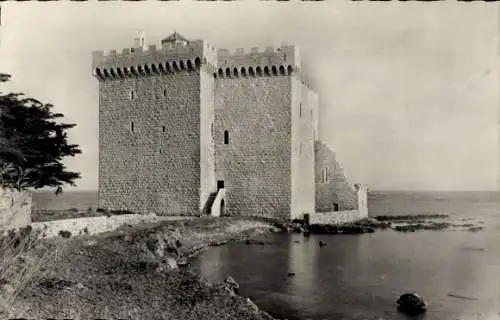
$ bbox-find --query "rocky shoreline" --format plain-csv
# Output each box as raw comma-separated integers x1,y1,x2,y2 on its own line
280,214,484,235
2,214,485,319
3,217,283,320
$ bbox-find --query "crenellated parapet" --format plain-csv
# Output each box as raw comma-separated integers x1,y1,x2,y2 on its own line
217,44,300,70
92,38,219,80
213,44,307,83
91,33,314,89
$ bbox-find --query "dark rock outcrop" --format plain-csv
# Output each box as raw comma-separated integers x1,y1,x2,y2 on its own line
397,293,427,314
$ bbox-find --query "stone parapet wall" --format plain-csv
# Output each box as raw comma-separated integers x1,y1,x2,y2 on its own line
308,209,367,225
29,214,191,239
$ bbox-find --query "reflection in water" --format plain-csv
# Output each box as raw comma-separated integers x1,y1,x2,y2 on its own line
285,234,318,312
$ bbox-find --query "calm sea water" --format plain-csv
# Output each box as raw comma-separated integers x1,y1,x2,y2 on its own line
191,191,500,320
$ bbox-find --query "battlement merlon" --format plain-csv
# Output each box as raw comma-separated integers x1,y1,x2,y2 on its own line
91,39,219,73
216,44,301,71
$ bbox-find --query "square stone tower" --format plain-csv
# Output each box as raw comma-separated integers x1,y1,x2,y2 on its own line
92,33,218,215
213,45,317,220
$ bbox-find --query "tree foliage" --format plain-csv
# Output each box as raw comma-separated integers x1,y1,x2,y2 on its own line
0,73,81,194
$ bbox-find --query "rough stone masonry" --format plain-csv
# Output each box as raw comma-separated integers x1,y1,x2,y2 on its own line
92,32,361,221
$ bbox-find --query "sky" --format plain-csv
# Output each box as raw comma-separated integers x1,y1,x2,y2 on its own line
0,1,498,191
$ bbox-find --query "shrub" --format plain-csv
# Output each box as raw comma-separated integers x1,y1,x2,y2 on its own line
58,230,71,239
0,228,63,317
109,210,134,216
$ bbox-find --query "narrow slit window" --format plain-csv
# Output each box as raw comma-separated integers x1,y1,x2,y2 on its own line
163,89,167,97
129,90,135,100
162,125,166,132
130,121,135,132
299,103,302,117
224,130,229,144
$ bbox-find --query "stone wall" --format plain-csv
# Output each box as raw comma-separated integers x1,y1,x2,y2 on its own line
290,78,316,220
314,141,357,212
214,76,292,220
199,70,217,212
98,71,203,215
308,210,366,225
29,214,191,239
0,188,32,231
309,185,369,225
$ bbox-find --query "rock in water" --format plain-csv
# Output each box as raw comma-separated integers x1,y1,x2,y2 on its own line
397,293,427,314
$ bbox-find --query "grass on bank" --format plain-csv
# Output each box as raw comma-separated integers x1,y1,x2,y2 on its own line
0,226,66,318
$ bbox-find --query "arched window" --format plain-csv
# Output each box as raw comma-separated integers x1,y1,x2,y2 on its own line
271,66,278,76
256,67,262,76
279,66,286,76
264,66,270,76
225,68,231,78
233,68,239,78
195,57,202,68
241,67,247,77
248,67,255,77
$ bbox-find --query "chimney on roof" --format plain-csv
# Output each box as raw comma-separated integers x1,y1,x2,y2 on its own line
133,30,146,50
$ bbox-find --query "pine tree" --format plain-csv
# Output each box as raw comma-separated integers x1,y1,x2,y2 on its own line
0,73,81,194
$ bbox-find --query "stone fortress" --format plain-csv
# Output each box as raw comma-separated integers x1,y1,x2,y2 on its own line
92,32,367,222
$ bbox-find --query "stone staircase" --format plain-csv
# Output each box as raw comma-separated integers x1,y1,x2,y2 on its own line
203,191,218,215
